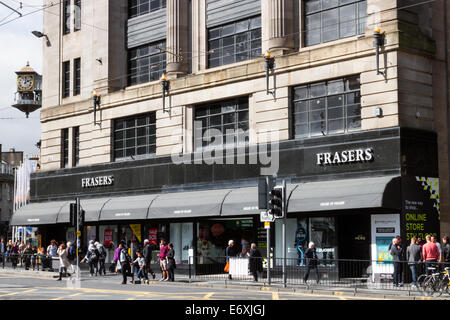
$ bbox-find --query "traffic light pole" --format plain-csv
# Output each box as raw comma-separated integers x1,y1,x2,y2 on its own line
76,197,80,281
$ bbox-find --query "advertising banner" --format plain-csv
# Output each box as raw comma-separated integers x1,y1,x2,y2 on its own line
401,176,440,241
148,228,158,245
104,229,113,246
130,224,141,242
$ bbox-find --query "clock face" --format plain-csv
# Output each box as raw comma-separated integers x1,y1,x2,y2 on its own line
17,75,34,91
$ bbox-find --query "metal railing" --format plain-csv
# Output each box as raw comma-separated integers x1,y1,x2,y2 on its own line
0,253,60,271
186,256,450,293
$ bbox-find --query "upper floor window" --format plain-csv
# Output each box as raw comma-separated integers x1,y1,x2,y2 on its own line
304,0,367,46
74,0,81,31
128,40,166,86
63,0,71,35
73,58,81,96
113,113,156,161
61,128,69,168
194,97,249,150
292,76,361,138
208,16,262,68
62,61,70,98
129,0,166,18
73,126,80,167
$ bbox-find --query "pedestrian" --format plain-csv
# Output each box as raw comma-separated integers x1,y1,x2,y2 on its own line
95,241,107,276
225,240,237,280
56,243,71,281
131,251,146,283
142,239,156,281
118,243,131,284
37,247,47,270
249,243,263,282
10,241,19,269
158,239,169,281
23,243,33,270
442,236,450,265
167,243,176,282
303,242,320,284
83,240,100,276
30,246,37,271
18,241,25,267
406,237,422,288
431,236,442,261
0,238,5,268
113,243,122,274
241,237,249,255
47,240,58,271
422,234,440,275
390,236,404,287
6,240,12,262
239,247,250,258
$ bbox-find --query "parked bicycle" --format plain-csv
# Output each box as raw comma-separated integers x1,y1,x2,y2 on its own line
418,266,450,297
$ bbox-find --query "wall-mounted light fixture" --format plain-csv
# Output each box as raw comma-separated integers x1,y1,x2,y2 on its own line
264,51,275,97
161,74,170,114
375,107,383,118
373,27,386,77
93,90,101,126
31,30,51,47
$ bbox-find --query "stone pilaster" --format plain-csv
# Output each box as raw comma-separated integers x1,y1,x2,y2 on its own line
166,0,189,77
264,0,295,54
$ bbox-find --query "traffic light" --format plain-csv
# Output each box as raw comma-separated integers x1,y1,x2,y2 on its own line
268,185,284,217
79,209,85,227
69,203,77,227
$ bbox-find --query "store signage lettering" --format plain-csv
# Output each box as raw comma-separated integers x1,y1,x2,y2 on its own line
316,148,374,165
81,175,114,188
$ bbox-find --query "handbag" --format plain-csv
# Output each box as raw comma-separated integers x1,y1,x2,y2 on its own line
224,261,229,273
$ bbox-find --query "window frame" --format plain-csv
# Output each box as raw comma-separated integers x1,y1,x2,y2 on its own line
194,97,250,151
62,61,71,98
128,0,167,18
63,0,71,35
112,112,157,162
61,128,69,168
74,0,81,32
73,126,80,167
73,58,81,96
128,40,167,87
291,75,361,139
207,15,262,69
304,0,367,47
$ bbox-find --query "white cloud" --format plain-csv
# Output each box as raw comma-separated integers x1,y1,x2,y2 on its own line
0,0,43,156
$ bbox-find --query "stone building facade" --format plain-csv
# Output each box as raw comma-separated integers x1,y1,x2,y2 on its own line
13,0,450,271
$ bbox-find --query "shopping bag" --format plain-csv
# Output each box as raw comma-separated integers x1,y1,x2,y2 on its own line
224,261,229,273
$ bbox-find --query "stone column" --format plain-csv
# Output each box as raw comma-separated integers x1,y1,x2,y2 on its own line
166,0,189,77
264,0,295,54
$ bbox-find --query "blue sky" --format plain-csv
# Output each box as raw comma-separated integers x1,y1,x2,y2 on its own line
0,0,43,157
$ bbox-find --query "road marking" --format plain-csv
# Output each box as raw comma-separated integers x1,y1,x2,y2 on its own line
272,292,279,300
0,289,36,297
203,292,214,300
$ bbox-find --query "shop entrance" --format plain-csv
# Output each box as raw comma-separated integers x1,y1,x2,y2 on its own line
337,214,371,279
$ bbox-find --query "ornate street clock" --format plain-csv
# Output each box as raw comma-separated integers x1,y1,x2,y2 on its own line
12,62,42,118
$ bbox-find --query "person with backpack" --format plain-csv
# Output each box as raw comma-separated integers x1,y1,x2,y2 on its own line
83,240,100,276
95,241,107,276
118,243,132,284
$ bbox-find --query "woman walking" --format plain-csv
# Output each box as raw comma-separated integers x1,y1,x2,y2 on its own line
57,243,71,281
84,240,100,276
249,243,263,282
167,243,176,282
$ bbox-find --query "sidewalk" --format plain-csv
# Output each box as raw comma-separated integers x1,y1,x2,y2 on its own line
0,266,448,300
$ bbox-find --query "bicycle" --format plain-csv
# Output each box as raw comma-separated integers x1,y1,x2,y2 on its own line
436,267,450,296
418,267,442,296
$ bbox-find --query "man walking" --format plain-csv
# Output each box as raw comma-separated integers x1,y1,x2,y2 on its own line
119,243,131,284
442,236,450,264
303,242,320,284
249,243,263,282
142,239,156,281
406,237,422,288
422,235,440,275
95,242,107,276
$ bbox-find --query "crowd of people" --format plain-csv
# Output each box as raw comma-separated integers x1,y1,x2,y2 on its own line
390,234,450,288
0,237,179,285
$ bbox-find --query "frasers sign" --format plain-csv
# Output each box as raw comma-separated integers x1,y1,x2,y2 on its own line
81,175,114,188
316,148,374,165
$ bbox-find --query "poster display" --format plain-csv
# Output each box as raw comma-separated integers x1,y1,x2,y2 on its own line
148,228,158,245
104,229,113,246
370,214,400,282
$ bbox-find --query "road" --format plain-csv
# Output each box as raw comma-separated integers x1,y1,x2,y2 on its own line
0,272,388,301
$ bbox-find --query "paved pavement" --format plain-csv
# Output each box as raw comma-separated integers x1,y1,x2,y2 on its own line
0,266,448,300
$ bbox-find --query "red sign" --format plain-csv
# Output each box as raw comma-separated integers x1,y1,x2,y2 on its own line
210,223,225,237
148,228,158,245
104,229,113,246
